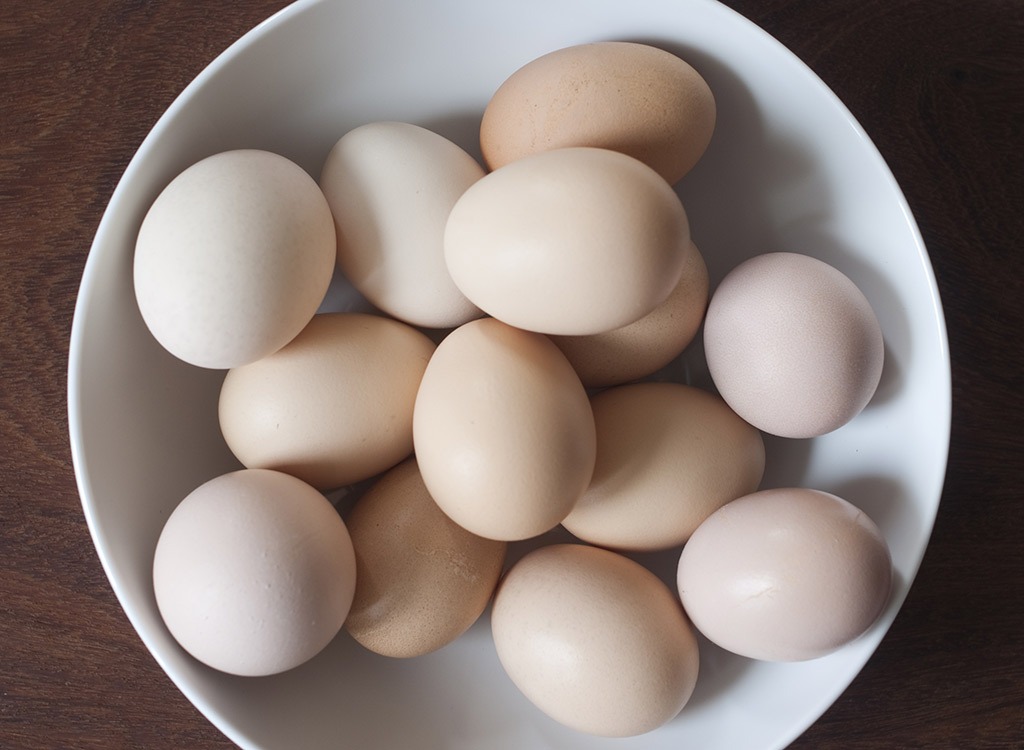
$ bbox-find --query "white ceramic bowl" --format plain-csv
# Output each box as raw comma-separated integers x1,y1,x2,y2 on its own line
68,0,951,748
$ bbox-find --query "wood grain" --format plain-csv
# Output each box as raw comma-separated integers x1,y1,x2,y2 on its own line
2,1,1021,748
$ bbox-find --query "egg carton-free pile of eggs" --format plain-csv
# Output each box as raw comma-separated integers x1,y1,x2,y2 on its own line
137,41,891,739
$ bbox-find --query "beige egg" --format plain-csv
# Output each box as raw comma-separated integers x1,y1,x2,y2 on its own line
677,487,893,662
343,458,506,658
134,149,335,369
412,317,596,541
219,312,435,490
562,382,765,551
703,252,885,438
480,41,716,185
444,147,691,335
153,469,356,677
319,121,485,328
491,544,700,737
549,241,709,387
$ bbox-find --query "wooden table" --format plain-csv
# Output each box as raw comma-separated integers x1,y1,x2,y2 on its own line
2,1,1021,747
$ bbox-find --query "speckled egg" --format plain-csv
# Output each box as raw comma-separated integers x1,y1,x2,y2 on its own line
343,458,506,658
480,41,716,185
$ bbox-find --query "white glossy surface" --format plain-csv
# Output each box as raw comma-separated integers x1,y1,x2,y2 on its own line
68,0,951,748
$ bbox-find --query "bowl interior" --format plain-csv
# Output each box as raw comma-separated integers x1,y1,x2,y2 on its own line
69,0,950,748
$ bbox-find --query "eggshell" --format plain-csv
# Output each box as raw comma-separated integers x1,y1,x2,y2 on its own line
480,41,716,185
562,382,765,551
152,469,356,677
491,544,700,737
677,487,893,662
703,252,884,438
444,147,691,335
319,122,485,328
343,458,506,658
412,317,596,541
219,312,435,490
134,149,335,369
549,241,709,387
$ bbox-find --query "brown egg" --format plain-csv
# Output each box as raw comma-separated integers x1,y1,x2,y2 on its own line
219,312,436,490
549,241,709,387
480,41,716,185
412,317,596,541
677,488,893,661
562,382,765,551
491,544,700,737
343,459,506,658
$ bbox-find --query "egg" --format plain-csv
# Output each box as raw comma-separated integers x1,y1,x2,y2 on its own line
677,487,893,662
319,121,485,328
562,382,765,551
134,149,335,369
218,312,436,490
703,252,885,438
549,241,709,387
480,41,716,185
343,458,506,658
444,147,691,335
491,544,700,737
152,469,356,677
412,317,596,541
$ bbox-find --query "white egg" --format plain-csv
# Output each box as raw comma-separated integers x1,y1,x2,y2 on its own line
320,121,485,328
134,149,336,369
152,469,356,677
677,487,892,662
703,252,884,438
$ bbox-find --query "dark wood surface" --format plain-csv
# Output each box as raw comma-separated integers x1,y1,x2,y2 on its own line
2,1,1021,748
